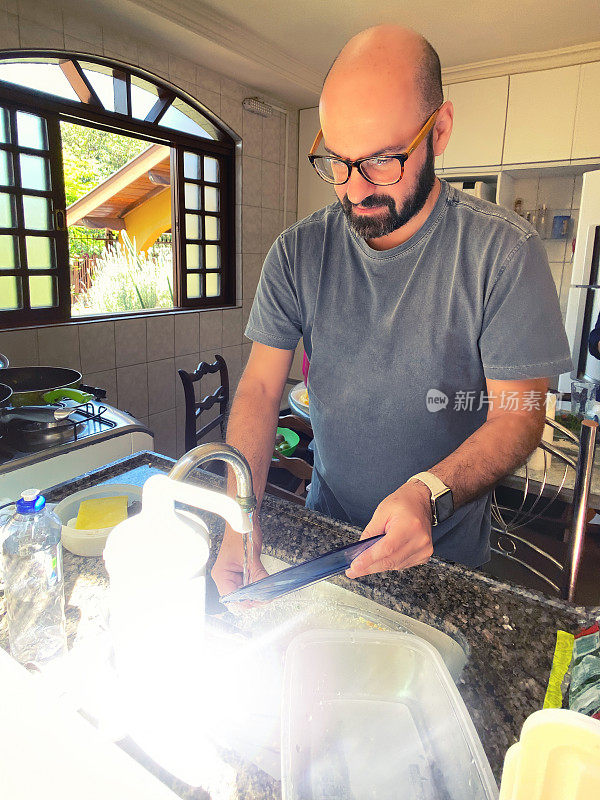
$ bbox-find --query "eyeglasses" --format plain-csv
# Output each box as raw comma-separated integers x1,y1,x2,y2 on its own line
307,106,441,186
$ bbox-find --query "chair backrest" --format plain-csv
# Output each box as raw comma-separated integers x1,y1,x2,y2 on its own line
491,417,598,602
178,354,229,453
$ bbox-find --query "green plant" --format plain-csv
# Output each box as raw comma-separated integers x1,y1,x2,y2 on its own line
71,234,174,316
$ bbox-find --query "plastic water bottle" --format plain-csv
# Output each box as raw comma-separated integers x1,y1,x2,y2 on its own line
1,489,67,666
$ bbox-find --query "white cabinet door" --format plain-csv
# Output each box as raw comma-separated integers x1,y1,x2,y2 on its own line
572,61,600,160
503,65,580,164
443,76,508,169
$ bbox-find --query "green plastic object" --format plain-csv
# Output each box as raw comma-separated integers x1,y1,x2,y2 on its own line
274,427,300,457
42,388,93,404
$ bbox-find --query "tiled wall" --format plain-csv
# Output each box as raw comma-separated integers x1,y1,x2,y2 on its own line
509,174,583,318
0,0,300,458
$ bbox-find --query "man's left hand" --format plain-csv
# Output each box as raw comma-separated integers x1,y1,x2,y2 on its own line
346,481,433,578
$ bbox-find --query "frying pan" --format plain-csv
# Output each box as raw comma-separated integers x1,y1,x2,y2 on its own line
0,366,92,406
0,377,85,425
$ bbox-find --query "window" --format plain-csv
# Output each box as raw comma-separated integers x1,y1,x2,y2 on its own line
0,53,236,327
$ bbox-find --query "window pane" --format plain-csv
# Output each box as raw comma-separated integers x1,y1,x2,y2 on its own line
185,213,201,240
0,235,18,268
0,150,13,186
26,236,55,269
23,195,51,230
204,157,219,182
204,186,219,212
29,275,56,308
184,153,201,180
205,244,220,269
0,275,21,310
0,193,15,227
204,216,219,241
82,67,115,112
16,112,47,150
130,76,159,120
19,154,49,191
206,272,220,297
0,62,79,102
0,108,9,144
186,244,202,269
159,101,214,139
187,273,201,298
184,182,202,210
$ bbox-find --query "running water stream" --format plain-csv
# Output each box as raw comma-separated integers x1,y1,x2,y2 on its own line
242,511,253,586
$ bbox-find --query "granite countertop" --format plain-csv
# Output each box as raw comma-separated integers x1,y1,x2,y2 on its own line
0,450,595,799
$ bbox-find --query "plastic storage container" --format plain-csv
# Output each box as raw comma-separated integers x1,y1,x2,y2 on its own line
53,483,143,556
1,489,67,666
499,709,600,800
281,630,498,800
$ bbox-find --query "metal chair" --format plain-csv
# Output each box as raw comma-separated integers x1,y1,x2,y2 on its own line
490,417,598,602
178,355,229,453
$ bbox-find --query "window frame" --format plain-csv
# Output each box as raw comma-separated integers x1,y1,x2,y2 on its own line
0,51,236,328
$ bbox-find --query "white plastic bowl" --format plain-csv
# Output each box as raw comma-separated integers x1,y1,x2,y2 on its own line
54,484,143,557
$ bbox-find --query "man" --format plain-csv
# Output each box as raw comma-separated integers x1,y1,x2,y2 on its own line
212,25,572,596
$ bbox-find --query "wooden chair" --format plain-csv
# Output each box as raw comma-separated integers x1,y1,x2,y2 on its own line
178,355,229,453
265,413,314,506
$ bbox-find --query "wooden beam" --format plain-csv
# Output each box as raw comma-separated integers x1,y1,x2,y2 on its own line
145,90,174,125
148,170,170,186
113,69,131,117
119,186,168,218
66,144,170,226
82,216,125,231
59,60,103,108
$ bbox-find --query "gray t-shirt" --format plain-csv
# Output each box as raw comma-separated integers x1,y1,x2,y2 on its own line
245,180,572,566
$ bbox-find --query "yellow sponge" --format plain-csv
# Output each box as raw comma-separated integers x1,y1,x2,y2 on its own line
75,496,129,530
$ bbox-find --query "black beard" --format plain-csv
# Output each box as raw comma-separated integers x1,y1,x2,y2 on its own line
341,134,436,240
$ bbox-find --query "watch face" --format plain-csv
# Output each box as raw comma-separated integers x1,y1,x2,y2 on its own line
435,489,454,524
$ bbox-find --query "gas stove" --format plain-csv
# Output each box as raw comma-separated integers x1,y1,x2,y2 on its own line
0,400,154,500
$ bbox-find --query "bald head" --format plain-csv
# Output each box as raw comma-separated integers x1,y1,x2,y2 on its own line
323,25,442,118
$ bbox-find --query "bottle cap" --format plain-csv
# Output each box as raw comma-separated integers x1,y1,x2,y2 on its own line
16,488,45,514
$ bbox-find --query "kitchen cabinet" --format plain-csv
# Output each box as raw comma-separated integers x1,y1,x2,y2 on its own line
572,61,600,160
443,76,508,169
503,65,580,164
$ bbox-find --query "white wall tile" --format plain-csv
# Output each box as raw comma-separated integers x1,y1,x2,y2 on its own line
242,156,261,207
261,160,280,210
64,35,96,55
537,175,575,212
19,18,64,48
148,409,177,458
0,12,19,48
222,308,243,347
242,253,263,301
79,321,115,373
195,87,220,116
169,55,196,84
116,363,148,419
37,325,80,370
543,238,567,264
262,115,282,164
262,208,283,252
199,310,222,350
511,177,539,213
174,312,200,356
220,97,242,137
220,76,246,103
102,29,138,64
573,176,583,209
115,318,147,367
0,328,38,366
146,315,174,361
242,205,263,254
242,109,262,158
18,0,62,32
63,15,102,45
147,358,176,414
137,42,170,79
83,368,117,406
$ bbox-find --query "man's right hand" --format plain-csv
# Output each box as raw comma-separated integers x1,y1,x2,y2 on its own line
211,517,268,596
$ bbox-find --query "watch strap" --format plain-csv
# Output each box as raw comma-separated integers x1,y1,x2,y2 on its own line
408,471,449,498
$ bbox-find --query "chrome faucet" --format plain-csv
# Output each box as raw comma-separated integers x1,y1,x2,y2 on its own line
168,443,257,586
168,442,257,515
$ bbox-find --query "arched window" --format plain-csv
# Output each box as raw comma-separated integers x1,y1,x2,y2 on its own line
0,52,236,327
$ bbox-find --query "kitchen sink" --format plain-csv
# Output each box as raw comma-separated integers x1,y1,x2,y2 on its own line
207,554,469,780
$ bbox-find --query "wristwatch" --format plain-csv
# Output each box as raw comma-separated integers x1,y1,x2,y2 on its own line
407,472,454,526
